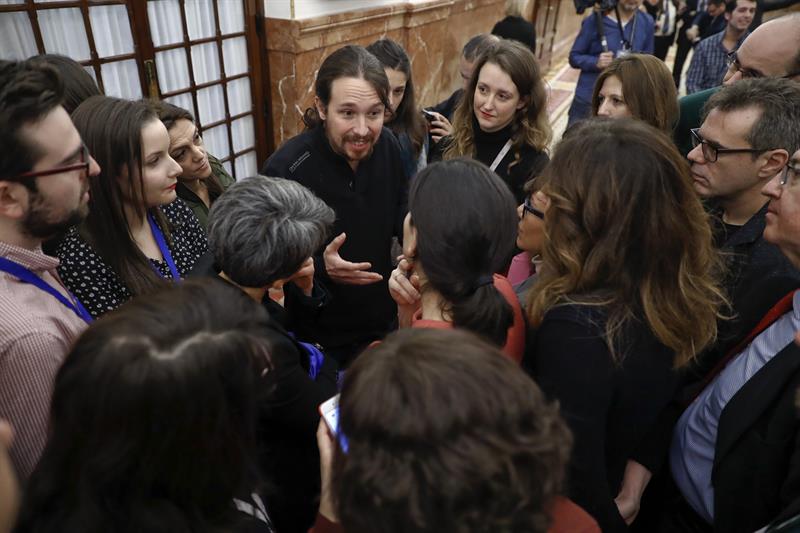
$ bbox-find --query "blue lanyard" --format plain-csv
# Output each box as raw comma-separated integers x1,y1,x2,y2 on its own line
147,213,181,282
0,256,93,323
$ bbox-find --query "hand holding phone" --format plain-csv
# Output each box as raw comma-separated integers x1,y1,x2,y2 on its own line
319,394,348,453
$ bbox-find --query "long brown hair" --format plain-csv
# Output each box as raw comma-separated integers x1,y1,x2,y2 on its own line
148,100,224,197
527,118,727,366
591,54,678,133
444,40,551,162
71,96,172,296
366,39,427,158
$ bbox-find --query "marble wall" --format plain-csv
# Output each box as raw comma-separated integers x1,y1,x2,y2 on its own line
263,0,506,150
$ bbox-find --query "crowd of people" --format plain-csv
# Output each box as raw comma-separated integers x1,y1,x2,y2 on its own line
1,1,800,532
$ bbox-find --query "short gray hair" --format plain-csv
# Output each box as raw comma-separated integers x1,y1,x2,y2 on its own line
704,77,800,156
207,175,335,288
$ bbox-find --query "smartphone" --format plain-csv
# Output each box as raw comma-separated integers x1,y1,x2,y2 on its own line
422,109,437,122
319,394,349,453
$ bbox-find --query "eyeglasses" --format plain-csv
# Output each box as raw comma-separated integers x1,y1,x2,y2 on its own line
523,196,545,219
726,51,800,80
14,143,91,180
690,128,768,163
779,161,800,188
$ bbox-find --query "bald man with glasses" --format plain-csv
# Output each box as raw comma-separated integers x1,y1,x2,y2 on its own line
674,13,800,155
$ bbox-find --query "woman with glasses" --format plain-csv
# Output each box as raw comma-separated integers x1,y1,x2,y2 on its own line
513,179,548,301
525,118,726,532
55,96,208,319
150,101,235,230
434,39,550,204
387,158,526,363
590,54,679,133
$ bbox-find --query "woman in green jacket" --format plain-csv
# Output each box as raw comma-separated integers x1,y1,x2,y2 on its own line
150,101,235,229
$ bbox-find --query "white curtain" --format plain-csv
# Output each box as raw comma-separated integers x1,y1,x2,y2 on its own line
191,41,220,84
89,5,134,58
0,12,38,60
147,0,183,47
165,93,195,118
227,77,251,116
156,48,190,93
231,115,255,153
234,151,257,179
203,124,230,163
218,0,244,34
101,60,142,99
197,83,225,124
39,8,91,60
185,0,215,40
222,37,248,76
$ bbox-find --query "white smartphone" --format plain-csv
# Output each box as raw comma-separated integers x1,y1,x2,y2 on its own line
319,394,348,452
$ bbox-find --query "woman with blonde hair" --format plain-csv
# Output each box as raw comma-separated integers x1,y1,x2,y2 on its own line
591,53,679,133
438,39,550,204
525,118,726,532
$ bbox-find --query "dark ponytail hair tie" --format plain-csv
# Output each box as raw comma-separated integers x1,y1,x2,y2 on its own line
471,275,495,293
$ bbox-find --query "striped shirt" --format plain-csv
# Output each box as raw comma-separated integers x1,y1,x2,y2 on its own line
0,241,87,481
669,290,799,523
685,30,748,94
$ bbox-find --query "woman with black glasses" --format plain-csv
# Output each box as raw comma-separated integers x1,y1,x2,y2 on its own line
513,178,548,301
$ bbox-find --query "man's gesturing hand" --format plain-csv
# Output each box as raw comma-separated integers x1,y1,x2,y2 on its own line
324,232,383,285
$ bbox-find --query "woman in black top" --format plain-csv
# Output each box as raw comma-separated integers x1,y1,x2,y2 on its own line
56,96,207,319
200,175,339,533
525,119,726,532
436,39,550,204
15,281,277,533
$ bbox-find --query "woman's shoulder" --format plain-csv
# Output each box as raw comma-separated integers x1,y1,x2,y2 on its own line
208,154,236,188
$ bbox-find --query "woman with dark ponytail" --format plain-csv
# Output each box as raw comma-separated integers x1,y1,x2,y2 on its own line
388,158,525,362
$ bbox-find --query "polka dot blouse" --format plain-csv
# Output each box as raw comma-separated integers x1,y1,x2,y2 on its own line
56,199,209,319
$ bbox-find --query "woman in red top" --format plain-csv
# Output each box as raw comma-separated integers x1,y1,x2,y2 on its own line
388,158,525,362
311,329,599,533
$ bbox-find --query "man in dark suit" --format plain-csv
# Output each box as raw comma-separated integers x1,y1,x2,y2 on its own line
614,78,800,533
667,137,800,532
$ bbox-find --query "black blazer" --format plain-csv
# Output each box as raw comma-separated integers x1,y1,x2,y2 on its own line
712,340,800,533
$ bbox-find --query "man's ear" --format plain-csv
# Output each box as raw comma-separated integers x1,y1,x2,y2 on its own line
758,149,789,180
0,181,30,220
315,96,327,121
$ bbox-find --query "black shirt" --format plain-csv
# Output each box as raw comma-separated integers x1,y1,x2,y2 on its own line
528,303,678,533
261,126,407,351
431,120,550,204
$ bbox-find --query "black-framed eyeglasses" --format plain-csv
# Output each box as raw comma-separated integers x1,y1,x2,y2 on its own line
779,161,800,188
523,196,545,219
690,128,768,163
14,143,90,180
726,50,800,80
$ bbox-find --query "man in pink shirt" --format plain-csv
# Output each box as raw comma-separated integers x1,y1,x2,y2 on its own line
0,59,100,481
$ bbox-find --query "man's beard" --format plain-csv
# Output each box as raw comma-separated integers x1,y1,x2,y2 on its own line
21,190,88,241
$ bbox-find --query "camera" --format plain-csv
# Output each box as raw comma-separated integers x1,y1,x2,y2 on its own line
573,0,617,15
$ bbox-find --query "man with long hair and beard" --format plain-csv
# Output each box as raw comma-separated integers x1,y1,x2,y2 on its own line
0,59,100,482
262,45,407,368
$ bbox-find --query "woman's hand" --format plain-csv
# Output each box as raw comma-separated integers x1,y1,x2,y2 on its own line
288,257,315,297
316,419,338,523
388,257,420,328
429,112,453,143
614,460,652,525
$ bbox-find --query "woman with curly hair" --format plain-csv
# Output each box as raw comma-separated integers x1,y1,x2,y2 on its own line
525,118,727,532
591,53,679,133
311,328,600,533
436,39,551,204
